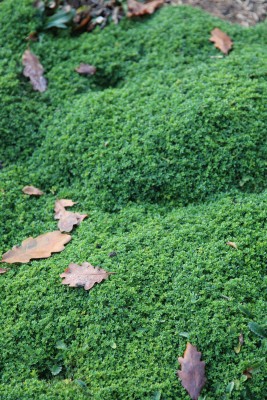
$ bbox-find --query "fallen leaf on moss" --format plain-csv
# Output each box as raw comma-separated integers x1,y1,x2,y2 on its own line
226,241,238,249
0,268,7,274
210,28,233,55
22,185,44,196
1,231,71,264
60,262,112,290
75,63,96,75
127,0,165,18
22,49,47,92
177,343,206,400
54,199,87,232
243,367,253,379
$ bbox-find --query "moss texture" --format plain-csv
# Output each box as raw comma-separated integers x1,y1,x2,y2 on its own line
0,0,266,399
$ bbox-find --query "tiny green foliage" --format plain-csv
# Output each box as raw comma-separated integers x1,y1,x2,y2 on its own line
0,0,266,399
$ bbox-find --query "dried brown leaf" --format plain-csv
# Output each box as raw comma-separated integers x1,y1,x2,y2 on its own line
210,28,233,55
0,268,7,274
127,0,165,18
60,262,112,290
75,63,96,75
227,241,238,250
243,367,253,379
22,50,47,92
54,199,87,232
22,186,44,196
177,343,206,400
1,231,71,264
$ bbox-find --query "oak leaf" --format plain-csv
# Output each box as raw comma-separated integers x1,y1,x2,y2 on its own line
127,0,165,18
0,268,7,274
22,185,44,196
210,28,233,55
22,50,47,92
75,64,96,75
54,199,87,233
1,231,71,264
60,262,112,290
177,343,206,400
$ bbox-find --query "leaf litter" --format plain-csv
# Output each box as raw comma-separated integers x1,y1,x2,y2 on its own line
22,186,44,196
54,199,87,233
60,262,113,290
177,343,206,400
22,49,47,92
1,231,71,264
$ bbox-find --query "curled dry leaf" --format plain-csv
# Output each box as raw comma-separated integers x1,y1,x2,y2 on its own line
177,343,206,400
0,268,7,274
210,28,233,55
22,50,47,92
54,199,87,233
22,185,44,196
1,231,71,264
227,241,238,250
127,0,165,18
60,262,112,291
75,63,96,75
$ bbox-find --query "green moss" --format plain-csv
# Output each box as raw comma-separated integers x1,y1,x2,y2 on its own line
0,1,266,399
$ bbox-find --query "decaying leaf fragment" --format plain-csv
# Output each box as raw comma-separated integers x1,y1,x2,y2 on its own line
177,343,206,400
234,333,244,354
210,28,233,55
60,262,112,291
22,50,47,92
22,186,44,196
0,268,7,274
226,241,238,250
1,231,71,264
54,199,87,233
127,0,165,18
75,64,96,75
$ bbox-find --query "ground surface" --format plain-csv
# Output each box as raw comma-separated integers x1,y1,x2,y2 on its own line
173,0,267,26
0,1,266,399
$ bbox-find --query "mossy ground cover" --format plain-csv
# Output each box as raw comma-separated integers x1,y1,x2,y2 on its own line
0,1,266,399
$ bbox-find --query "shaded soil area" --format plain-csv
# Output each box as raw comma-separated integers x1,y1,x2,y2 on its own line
172,0,267,26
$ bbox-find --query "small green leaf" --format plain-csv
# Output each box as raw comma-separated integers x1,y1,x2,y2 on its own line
248,322,267,338
45,9,75,30
55,340,67,350
152,391,161,400
110,342,117,349
50,365,62,376
179,332,190,338
226,381,234,394
75,379,87,388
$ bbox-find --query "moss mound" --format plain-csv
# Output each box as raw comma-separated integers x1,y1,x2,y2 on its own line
0,1,266,399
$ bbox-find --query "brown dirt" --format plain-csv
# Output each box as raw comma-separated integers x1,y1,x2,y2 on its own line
171,0,267,26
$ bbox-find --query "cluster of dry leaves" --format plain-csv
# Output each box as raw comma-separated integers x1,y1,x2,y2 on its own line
1,187,245,399
0,186,113,294
1,189,206,398
24,0,233,93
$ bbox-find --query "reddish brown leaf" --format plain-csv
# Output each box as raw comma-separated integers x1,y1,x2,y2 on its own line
127,0,165,18
226,241,238,250
0,268,7,274
22,49,47,92
210,28,233,55
75,63,96,75
54,199,87,233
1,231,71,264
60,262,112,290
243,367,253,379
177,343,206,400
22,186,44,196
